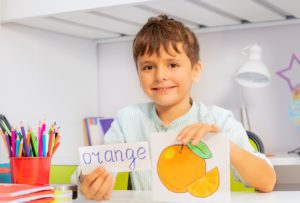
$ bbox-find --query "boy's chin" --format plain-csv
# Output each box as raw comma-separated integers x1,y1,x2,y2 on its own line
153,99,181,108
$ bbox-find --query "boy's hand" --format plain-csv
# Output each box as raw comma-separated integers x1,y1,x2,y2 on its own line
80,167,115,201
177,123,219,145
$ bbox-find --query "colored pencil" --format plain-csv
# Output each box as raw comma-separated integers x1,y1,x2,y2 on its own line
42,134,47,157
52,142,60,157
20,123,30,157
18,140,23,157
11,129,16,157
15,136,20,157
0,121,61,158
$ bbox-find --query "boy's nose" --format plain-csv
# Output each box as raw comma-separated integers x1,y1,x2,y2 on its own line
155,67,168,81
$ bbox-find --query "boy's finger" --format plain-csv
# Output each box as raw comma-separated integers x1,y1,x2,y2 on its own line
88,170,110,197
95,174,113,200
103,175,115,200
212,124,220,132
82,167,106,186
177,125,195,141
191,124,219,145
181,126,200,144
177,123,219,144
176,123,199,141
191,128,207,145
80,167,107,195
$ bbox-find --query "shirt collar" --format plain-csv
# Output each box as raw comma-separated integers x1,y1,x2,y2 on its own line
151,99,197,130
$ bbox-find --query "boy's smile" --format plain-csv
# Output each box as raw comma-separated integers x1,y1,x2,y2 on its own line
137,43,201,121
152,85,176,93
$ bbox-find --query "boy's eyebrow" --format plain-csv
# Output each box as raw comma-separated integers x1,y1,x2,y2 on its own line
139,58,181,65
166,57,181,62
139,56,182,65
139,60,155,65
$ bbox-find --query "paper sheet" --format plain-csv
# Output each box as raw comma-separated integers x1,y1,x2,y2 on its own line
151,132,230,203
79,142,151,174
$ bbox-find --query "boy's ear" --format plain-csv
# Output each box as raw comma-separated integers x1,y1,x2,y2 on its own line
192,61,202,83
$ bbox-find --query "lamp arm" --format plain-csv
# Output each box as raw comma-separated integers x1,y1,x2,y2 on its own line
238,86,251,131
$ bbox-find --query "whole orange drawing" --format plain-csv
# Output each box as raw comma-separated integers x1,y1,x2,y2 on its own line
157,142,220,197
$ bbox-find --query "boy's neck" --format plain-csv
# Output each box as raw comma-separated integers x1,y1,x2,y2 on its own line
155,98,192,126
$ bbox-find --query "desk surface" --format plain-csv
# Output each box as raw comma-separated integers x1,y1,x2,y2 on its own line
75,190,300,203
269,153,300,166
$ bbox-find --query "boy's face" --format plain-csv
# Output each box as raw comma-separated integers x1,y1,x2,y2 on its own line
137,43,201,108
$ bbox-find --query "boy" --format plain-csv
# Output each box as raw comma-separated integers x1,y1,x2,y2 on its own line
72,15,276,200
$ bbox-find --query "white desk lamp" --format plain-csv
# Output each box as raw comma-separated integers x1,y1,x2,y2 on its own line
235,44,271,130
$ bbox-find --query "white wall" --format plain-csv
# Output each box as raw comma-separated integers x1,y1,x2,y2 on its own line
97,23,300,153
0,24,98,164
97,41,149,115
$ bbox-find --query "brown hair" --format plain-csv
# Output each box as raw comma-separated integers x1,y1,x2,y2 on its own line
133,14,200,67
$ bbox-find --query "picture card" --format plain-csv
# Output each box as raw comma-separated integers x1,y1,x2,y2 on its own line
151,132,230,203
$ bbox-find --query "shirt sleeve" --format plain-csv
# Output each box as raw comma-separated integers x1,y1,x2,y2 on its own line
71,165,81,186
218,110,273,187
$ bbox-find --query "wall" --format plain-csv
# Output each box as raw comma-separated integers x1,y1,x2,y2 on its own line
97,23,300,153
0,24,98,164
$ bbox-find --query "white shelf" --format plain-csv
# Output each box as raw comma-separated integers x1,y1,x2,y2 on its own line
1,0,299,42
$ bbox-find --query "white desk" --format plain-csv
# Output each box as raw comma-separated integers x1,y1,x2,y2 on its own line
269,153,300,191
75,191,300,203
269,153,300,166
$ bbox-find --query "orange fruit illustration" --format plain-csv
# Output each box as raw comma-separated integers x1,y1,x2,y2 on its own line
157,144,206,193
186,167,220,197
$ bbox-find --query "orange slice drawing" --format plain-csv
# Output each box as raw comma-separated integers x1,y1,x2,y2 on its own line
186,167,220,198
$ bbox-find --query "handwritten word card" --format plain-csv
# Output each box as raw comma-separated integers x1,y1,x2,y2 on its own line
79,142,151,175
151,132,230,203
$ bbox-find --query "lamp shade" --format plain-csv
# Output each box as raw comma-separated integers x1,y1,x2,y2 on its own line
235,44,270,88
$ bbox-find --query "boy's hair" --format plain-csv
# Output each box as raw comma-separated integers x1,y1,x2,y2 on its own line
133,14,200,67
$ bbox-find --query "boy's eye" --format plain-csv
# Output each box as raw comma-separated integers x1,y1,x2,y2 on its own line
142,65,154,71
169,63,179,68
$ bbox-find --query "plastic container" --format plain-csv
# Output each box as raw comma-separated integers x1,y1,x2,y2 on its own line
52,184,78,200
9,157,51,185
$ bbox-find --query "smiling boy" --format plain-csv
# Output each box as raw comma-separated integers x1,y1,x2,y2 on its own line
72,15,276,200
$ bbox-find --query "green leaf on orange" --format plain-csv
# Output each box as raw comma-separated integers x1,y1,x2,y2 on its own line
187,142,212,159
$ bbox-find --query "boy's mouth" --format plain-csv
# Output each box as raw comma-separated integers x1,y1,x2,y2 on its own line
152,86,176,92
